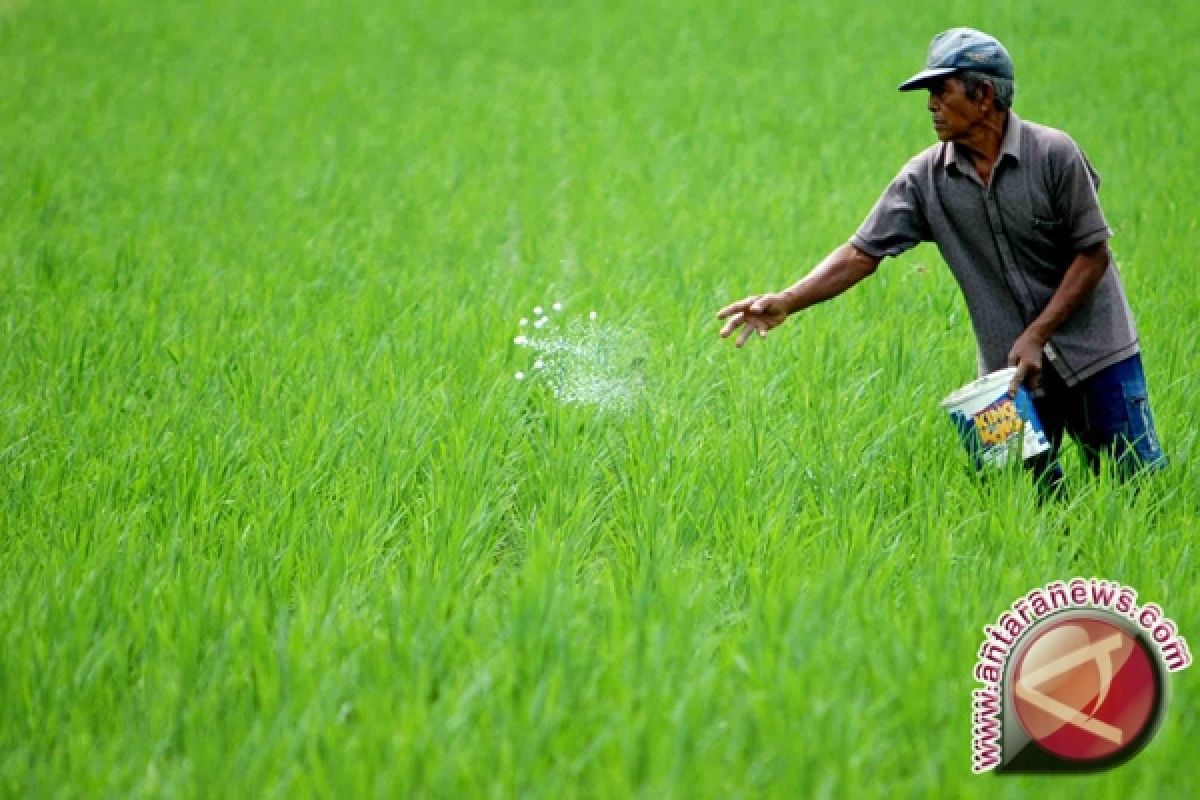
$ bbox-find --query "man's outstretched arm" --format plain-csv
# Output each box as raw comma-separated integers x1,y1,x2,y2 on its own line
717,243,882,346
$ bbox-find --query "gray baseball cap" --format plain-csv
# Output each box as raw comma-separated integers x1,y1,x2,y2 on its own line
898,28,1014,91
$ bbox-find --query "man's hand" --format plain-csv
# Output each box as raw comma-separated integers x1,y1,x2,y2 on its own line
716,293,790,347
1007,329,1046,395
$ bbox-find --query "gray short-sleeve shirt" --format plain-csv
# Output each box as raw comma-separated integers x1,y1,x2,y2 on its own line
850,112,1139,386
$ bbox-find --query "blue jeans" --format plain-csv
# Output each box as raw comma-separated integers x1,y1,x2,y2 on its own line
1026,353,1167,492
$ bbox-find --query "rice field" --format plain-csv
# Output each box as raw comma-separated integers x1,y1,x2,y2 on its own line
1,0,1198,797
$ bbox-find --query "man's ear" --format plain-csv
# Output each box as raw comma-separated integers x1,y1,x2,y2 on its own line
980,80,996,109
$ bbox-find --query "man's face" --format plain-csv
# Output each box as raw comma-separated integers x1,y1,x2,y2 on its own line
925,76,986,142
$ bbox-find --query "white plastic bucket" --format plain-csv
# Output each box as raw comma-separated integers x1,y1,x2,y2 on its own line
940,367,1051,468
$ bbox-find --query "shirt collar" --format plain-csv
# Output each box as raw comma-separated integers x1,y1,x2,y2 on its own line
942,111,1022,172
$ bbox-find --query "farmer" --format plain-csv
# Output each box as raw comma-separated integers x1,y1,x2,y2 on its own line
716,27,1166,490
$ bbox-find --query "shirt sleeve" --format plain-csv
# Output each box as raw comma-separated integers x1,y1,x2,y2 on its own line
1055,143,1113,250
850,162,932,259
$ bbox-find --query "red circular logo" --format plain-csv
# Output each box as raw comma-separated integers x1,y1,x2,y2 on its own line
1012,616,1159,762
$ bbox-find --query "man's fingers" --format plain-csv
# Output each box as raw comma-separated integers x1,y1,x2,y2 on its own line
719,312,745,338
1009,363,1029,396
734,319,771,347
716,297,756,320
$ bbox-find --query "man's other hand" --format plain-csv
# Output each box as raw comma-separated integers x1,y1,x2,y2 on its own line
1007,330,1046,395
716,293,790,347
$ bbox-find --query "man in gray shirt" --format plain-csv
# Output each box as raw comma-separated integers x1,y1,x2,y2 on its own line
717,28,1166,491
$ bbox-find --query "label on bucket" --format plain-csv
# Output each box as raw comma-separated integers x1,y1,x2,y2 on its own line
942,369,1051,469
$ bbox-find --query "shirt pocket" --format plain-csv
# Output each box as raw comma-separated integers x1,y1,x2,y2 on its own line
1027,213,1074,266
1032,215,1065,235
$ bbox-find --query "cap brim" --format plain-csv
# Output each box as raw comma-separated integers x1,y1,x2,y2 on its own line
897,66,958,92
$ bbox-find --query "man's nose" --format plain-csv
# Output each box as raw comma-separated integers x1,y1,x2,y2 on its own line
927,93,939,112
